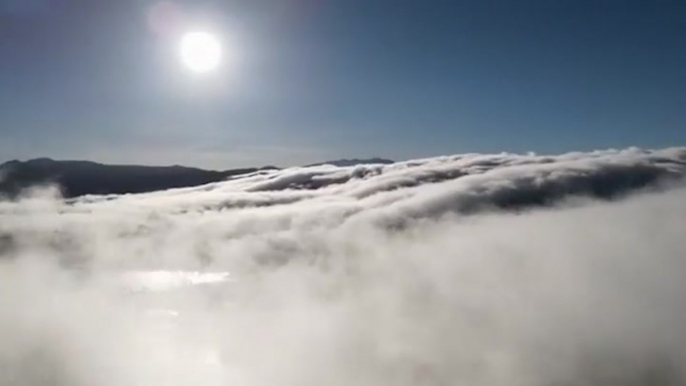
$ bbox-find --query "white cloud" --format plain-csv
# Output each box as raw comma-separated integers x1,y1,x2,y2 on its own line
0,147,685,385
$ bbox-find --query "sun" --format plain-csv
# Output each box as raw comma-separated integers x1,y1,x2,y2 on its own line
180,31,222,74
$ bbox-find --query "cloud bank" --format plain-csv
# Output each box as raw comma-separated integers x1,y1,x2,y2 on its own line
1,147,686,386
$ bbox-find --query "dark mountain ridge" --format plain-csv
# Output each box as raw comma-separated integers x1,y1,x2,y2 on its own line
305,158,394,167
0,157,394,199
0,158,276,199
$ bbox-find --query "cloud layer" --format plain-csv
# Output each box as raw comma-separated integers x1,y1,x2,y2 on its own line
1,147,686,386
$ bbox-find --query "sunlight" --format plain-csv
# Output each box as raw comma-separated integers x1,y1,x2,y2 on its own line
180,31,222,74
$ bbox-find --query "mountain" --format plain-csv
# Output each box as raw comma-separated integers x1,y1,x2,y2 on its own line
0,158,276,199
306,158,394,167
0,157,395,199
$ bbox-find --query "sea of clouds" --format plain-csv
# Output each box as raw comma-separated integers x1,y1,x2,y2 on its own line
1,147,686,386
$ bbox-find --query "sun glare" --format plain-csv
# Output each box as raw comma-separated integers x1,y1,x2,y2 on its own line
180,31,222,74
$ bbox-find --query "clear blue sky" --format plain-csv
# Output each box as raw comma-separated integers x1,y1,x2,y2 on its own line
0,0,684,168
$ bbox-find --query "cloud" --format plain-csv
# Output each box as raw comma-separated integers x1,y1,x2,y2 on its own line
0,147,685,385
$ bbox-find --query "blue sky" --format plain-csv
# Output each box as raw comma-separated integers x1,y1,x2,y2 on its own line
0,0,684,168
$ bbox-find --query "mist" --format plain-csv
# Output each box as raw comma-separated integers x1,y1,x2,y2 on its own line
1,147,685,386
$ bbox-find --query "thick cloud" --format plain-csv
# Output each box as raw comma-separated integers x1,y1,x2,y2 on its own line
1,147,686,386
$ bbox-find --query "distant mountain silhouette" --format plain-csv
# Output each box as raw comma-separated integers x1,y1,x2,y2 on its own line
0,158,277,199
306,158,394,167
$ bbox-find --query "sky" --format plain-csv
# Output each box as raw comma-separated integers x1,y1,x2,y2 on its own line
0,0,684,169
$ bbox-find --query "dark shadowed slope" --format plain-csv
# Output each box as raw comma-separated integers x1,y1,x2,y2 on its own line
306,158,394,167
0,158,275,198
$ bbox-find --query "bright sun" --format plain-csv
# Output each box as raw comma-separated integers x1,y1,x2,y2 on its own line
180,31,222,74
